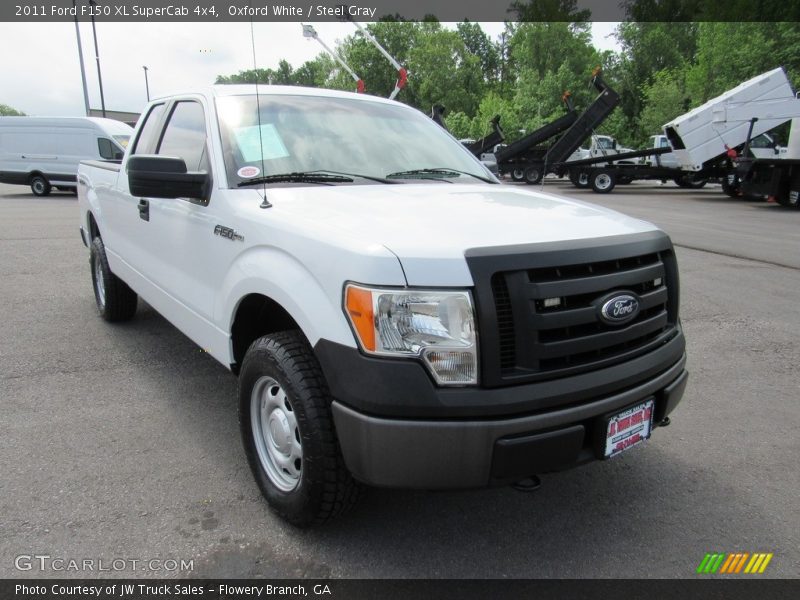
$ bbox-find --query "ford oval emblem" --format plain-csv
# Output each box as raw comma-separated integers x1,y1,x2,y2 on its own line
599,293,640,325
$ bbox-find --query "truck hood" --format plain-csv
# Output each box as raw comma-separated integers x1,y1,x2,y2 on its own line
266,183,659,286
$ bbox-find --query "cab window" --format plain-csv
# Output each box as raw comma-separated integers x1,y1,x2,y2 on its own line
157,101,210,172
97,138,123,160
131,103,165,155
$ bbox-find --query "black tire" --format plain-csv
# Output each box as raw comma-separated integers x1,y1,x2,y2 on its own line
89,237,138,321
590,169,616,194
510,168,525,182
721,174,740,198
30,175,51,196
674,174,708,189
524,166,542,185
569,169,591,189
239,331,362,527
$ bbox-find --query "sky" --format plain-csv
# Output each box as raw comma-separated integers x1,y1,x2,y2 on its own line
0,21,620,117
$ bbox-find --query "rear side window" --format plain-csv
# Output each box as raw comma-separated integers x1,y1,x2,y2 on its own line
157,101,209,172
131,103,165,155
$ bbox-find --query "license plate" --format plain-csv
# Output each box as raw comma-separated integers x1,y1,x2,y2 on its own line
604,399,654,458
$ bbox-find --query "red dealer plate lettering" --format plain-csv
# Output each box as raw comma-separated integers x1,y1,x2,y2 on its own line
604,399,654,458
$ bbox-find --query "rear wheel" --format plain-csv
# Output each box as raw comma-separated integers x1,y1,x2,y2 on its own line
721,173,741,198
510,168,525,182
674,174,708,189
89,237,138,321
30,175,51,196
590,169,616,194
524,166,542,185
569,169,590,189
239,331,362,527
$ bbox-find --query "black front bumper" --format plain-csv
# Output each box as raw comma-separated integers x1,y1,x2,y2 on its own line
315,336,688,489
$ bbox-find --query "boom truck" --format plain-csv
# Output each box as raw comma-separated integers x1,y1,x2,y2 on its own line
561,68,800,195
496,68,621,184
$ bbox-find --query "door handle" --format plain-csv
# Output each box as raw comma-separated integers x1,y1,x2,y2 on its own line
138,199,150,222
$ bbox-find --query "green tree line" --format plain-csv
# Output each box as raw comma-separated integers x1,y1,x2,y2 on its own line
216,20,800,149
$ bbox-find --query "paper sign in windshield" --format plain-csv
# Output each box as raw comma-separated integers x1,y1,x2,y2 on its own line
234,124,289,162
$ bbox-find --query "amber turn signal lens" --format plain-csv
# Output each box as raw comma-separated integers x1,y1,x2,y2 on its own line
345,285,375,352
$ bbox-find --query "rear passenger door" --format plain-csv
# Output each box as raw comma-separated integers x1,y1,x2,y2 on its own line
103,102,166,268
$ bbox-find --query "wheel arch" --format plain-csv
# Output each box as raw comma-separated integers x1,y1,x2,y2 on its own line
230,293,304,373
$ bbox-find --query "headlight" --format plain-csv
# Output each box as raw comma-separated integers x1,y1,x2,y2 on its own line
344,284,478,386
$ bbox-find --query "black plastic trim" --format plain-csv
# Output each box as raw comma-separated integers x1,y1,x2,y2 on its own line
331,361,688,489
465,230,679,388
314,328,685,419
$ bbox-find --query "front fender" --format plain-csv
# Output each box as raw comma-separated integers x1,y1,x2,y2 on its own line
216,244,406,363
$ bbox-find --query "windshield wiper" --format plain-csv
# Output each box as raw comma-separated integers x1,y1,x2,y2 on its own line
386,168,495,183
237,172,354,187
306,169,401,184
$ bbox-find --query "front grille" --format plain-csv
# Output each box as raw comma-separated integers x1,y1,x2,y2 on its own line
467,233,679,387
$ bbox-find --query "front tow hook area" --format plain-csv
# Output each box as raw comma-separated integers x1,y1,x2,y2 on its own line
511,475,542,492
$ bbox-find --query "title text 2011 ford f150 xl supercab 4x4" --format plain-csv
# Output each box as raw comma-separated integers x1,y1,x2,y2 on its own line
78,86,688,526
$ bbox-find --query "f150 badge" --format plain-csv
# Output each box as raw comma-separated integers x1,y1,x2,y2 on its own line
599,293,640,325
214,225,244,242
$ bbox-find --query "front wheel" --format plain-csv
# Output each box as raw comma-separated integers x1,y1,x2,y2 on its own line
510,168,525,182
30,175,51,196
239,331,362,527
590,169,616,194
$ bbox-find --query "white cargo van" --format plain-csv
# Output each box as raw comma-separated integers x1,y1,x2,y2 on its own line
0,117,134,195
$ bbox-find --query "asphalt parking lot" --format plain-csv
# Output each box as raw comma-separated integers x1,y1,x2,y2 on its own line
1,179,798,579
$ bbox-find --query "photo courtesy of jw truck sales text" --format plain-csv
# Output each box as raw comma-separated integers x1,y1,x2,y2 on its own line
77,85,687,526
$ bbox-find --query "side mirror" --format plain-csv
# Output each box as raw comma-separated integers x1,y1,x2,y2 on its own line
127,155,209,200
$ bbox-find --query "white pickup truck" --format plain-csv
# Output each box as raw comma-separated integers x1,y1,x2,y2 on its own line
78,86,688,526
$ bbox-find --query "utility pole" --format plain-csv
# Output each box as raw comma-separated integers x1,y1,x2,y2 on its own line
72,0,90,116
88,0,106,117
142,66,150,101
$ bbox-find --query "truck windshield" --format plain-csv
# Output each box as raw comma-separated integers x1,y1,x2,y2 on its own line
216,94,491,186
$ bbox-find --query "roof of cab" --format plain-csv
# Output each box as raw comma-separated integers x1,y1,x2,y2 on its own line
153,84,406,108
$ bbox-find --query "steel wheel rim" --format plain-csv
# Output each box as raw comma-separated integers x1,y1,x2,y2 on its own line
512,169,524,180
596,174,612,190
93,258,106,308
32,179,44,194
526,170,540,183
578,173,589,185
251,376,302,492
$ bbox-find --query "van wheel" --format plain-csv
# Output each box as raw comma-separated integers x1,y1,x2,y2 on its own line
591,169,616,194
30,175,51,196
239,331,362,527
89,237,138,321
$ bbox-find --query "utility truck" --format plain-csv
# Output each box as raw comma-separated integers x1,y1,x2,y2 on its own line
565,68,800,194
77,86,688,525
496,70,621,185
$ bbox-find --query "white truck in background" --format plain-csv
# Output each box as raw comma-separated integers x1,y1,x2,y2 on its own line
77,85,688,526
567,68,800,195
0,117,133,195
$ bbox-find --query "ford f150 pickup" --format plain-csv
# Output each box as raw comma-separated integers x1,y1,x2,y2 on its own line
78,86,688,526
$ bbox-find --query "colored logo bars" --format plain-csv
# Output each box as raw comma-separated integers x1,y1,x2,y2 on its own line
696,552,774,574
